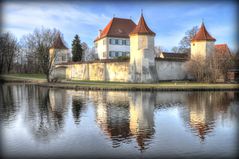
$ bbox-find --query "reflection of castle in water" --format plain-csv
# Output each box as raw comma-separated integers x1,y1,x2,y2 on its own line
1,84,238,149
93,91,155,151
183,91,235,141
92,90,237,149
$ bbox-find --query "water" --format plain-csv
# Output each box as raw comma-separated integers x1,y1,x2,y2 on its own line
0,84,238,159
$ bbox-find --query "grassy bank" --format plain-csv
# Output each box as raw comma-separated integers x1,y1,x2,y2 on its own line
1,74,239,91
0,74,46,83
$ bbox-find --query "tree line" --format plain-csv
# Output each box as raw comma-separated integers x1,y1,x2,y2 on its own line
0,27,97,81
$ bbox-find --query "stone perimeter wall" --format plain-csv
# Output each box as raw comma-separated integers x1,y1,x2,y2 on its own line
54,60,188,82
155,60,188,81
64,61,129,82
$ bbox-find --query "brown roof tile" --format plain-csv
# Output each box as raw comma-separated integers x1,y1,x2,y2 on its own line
94,17,136,41
130,14,155,36
191,22,216,42
51,33,68,49
215,44,231,56
155,52,190,61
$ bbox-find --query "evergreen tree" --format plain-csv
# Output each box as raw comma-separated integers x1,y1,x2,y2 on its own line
72,34,83,61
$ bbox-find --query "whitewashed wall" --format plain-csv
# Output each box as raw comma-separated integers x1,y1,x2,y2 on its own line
95,37,108,59
155,60,188,80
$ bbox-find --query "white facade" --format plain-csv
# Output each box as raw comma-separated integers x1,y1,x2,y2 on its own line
95,37,130,59
129,34,157,83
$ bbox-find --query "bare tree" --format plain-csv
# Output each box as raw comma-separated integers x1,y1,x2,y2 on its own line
186,50,234,83
84,46,98,61
154,46,166,57
0,32,19,74
81,42,89,61
178,26,199,53
171,46,181,53
21,27,61,82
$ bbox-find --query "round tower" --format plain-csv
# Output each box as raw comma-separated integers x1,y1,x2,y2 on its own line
129,13,157,83
190,22,216,59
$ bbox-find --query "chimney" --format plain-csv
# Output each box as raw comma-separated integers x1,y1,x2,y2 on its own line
98,29,102,37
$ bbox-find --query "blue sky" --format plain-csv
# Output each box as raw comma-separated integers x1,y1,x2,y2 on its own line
2,0,238,52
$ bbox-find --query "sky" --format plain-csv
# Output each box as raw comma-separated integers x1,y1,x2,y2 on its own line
1,0,238,52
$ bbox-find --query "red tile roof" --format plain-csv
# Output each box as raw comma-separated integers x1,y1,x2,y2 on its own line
130,14,155,36
215,44,231,56
155,52,190,61
94,17,136,42
191,22,216,42
51,33,68,49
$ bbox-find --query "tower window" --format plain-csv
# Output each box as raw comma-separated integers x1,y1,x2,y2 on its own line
193,43,195,46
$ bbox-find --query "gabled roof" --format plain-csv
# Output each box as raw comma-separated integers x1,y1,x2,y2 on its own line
215,44,231,56
155,52,190,61
191,22,216,42
94,17,136,42
130,14,155,36
51,33,68,49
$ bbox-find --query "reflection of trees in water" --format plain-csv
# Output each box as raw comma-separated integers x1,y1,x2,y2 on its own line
24,86,68,143
72,96,86,125
0,84,18,125
182,91,236,142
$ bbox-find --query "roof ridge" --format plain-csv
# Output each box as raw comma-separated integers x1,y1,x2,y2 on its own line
215,43,227,46
113,17,133,20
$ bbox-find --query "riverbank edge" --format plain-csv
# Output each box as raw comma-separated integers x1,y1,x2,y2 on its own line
1,77,239,91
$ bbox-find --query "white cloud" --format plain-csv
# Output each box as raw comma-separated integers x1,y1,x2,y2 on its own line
2,2,111,47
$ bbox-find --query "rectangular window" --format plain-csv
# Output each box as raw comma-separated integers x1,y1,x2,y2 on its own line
109,39,112,44
122,52,126,56
62,55,66,61
118,39,122,45
103,52,106,57
115,39,119,45
110,51,115,57
126,40,130,45
115,52,119,57
122,40,126,45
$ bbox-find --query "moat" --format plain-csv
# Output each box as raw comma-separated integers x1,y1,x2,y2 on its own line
0,84,238,159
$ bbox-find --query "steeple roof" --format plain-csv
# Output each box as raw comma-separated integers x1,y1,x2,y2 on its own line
51,33,68,49
191,22,216,42
130,14,155,36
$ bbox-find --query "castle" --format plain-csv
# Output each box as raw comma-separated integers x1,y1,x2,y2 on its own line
50,13,231,83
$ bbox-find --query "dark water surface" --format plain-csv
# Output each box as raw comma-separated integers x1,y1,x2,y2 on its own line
0,84,238,159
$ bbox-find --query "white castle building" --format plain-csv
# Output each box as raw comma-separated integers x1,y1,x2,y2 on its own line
51,13,231,83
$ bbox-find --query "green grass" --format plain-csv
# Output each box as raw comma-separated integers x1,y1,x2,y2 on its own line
0,73,46,82
1,73,238,90
7,73,46,79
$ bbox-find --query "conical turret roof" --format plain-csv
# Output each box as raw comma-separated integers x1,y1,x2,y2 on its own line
130,13,155,36
191,22,216,42
51,33,68,49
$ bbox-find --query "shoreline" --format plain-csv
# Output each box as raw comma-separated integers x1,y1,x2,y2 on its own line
1,76,239,91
